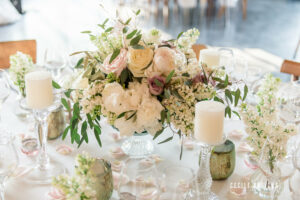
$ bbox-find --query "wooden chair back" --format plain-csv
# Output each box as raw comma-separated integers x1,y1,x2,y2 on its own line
280,59,300,80
192,44,207,61
0,40,36,69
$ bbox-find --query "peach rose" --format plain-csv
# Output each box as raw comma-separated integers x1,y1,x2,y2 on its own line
128,47,154,77
101,48,127,76
145,47,175,77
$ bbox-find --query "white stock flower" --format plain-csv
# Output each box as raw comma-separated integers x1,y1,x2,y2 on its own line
143,28,162,45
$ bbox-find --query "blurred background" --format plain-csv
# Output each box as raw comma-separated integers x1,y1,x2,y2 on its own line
1,0,300,63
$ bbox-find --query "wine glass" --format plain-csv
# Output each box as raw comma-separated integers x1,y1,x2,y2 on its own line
160,166,195,200
289,145,300,200
44,48,69,80
218,48,234,74
0,126,19,200
118,158,160,200
0,70,10,121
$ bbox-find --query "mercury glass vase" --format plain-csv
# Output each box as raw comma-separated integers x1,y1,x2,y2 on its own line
121,132,154,158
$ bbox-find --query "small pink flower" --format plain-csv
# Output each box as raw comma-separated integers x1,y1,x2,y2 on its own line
148,76,165,95
101,49,127,76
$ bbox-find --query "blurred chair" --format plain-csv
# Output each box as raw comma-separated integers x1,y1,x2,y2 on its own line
280,60,300,81
192,44,207,60
0,40,36,69
218,0,247,20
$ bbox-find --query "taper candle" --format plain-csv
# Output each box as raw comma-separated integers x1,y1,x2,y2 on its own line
25,71,54,109
199,49,220,68
194,101,225,145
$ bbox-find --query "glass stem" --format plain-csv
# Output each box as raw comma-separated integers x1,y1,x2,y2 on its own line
35,111,50,170
0,182,5,200
197,144,213,197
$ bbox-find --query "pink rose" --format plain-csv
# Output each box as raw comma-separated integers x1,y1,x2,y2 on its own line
152,47,175,76
148,76,166,95
101,49,127,76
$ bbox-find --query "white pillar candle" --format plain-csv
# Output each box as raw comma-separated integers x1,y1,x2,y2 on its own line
199,49,220,68
194,101,225,145
25,71,54,109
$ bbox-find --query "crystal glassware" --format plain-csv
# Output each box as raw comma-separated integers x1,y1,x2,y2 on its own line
24,71,66,184
0,126,19,200
289,145,300,200
44,48,69,80
121,132,154,158
218,48,234,74
160,166,195,200
118,158,160,200
0,70,10,121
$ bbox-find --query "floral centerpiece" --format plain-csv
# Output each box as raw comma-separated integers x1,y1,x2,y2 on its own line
61,10,247,156
240,74,296,170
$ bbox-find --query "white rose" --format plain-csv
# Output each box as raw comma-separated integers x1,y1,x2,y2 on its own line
143,28,161,45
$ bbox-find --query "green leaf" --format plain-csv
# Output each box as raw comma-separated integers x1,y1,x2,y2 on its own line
225,89,233,103
212,77,223,82
166,70,175,83
141,60,152,70
167,111,171,124
126,30,137,39
94,126,102,147
62,126,70,140
172,90,184,100
125,18,132,25
131,44,144,49
120,68,129,85
135,9,141,15
109,49,120,64
75,58,84,68
180,139,183,160
232,111,241,120
177,31,184,39
154,79,163,87
213,96,224,104
52,80,61,89
61,98,70,111
73,102,80,116
117,112,126,119
74,132,80,144
243,85,248,101
234,89,241,106
130,34,142,46
81,121,88,143
123,26,129,33
182,72,190,77
153,128,164,140
225,106,231,118
164,89,171,98
158,136,173,144
224,75,229,87
126,111,137,121
64,89,74,98
81,30,91,34
184,80,192,86
105,27,113,32
87,114,94,129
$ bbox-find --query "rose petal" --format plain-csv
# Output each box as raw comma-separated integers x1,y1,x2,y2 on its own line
244,159,259,170
149,154,163,163
139,158,154,167
229,187,247,197
228,130,244,140
181,138,195,150
139,188,159,200
237,142,252,153
56,145,73,155
177,180,190,193
111,160,124,173
113,172,130,189
110,147,126,159
46,187,66,200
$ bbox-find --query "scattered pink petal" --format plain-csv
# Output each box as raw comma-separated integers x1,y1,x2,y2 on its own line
56,145,73,155
244,159,259,170
148,154,163,163
112,172,130,189
20,137,39,157
228,130,244,140
11,166,32,178
229,186,247,197
237,142,252,153
111,160,124,172
139,188,159,200
46,187,66,200
111,132,121,141
110,147,126,159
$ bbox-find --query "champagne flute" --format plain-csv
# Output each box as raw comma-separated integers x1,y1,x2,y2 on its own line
0,126,19,200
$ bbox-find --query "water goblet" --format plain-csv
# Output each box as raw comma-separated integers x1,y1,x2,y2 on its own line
0,126,19,200
118,158,160,200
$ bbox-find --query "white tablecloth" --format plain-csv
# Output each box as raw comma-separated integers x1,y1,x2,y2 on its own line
2,91,296,200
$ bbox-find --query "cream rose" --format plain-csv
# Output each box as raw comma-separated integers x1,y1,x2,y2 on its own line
128,47,154,77
100,48,127,76
145,47,175,77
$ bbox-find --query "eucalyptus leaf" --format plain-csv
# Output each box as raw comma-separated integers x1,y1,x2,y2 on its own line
177,31,184,39
126,111,137,121
135,9,141,15
225,89,233,103
117,111,126,119
125,18,131,25
182,72,190,77
213,96,224,104
167,111,171,124
172,90,184,100
158,136,173,144
75,58,84,68
234,89,241,106
94,126,102,147
166,70,175,83
81,31,91,34
61,98,70,111
81,121,88,143
123,26,129,33
105,27,113,32
153,128,164,140
154,79,163,87
164,89,171,98
126,30,137,39
160,110,166,124
62,126,70,140
225,106,231,118
130,34,142,46
132,44,144,49
232,111,241,120
120,68,129,85
52,80,61,89
109,49,120,64
243,85,248,101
